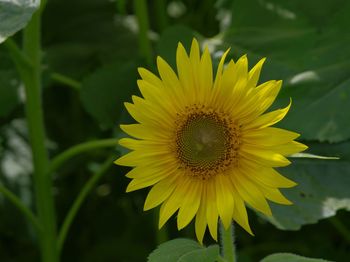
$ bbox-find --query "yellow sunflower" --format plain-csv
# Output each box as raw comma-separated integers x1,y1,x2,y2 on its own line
115,38,307,243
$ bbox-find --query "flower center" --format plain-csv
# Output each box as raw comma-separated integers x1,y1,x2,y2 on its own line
174,107,240,180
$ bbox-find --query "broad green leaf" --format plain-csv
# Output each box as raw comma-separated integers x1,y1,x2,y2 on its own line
0,0,40,43
148,238,219,262
261,253,331,262
265,141,350,230
0,70,19,117
80,61,138,129
217,0,350,143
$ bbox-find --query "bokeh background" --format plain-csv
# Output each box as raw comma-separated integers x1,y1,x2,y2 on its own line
0,0,350,261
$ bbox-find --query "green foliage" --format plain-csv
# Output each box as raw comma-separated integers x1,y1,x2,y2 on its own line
261,253,331,262
0,69,19,117
148,238,219,262
0,0,40,43
0,0,349,261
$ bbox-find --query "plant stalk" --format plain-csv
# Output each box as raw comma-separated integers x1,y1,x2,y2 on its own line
219,221,236,262
21,6,58,262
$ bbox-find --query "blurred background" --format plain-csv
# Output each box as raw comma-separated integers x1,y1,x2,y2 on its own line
0,0,349,261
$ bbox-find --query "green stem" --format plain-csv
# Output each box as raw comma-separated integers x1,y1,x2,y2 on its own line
3,38,32,69
219,221,236,262
57,156,114,254
20,5,58,262
49,138,118,173
329,216,350,246
0,184,41,232
154,0,168,32
50,72,81,91
134,0,153,65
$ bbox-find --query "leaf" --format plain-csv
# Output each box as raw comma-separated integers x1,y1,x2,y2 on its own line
148,238,219,262
80,61,138,129
0,0,40,43
261,253,331,262
265,141,350,230
0,69,20,117
217,0,350,143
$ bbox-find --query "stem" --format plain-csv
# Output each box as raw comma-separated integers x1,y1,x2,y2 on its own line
50,72,81,91
154,0,168,32
3,38,32,69
134,0,153,65
21,5,58,262
0,184,41,232
57,156,114,254
219,221,236,262
49,138,118,173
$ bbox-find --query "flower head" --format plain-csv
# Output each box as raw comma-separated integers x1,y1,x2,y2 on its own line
115,39,307,243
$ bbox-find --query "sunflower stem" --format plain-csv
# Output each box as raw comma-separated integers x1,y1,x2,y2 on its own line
219,221,236,262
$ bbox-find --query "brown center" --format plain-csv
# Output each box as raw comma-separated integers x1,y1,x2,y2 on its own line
174,107,240,179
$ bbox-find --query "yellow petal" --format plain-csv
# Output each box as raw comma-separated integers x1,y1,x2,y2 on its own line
258,185,293,205
195,187,208,244
215,175,234,229
115,150,172,167
231,172,272,216
126,167,172,192
231,191,253,235
242,127,300,146
206,180,219,241
159,176,191,228
120,124,167,140
213,48,230,89
138,67,163,88
176,42,194,95
243,99,291,130
199,47,213,99
240,145,291,167
177,178,203,230
247,57,266,88
267,141,308,156
144,174,179,210
240,161,297,188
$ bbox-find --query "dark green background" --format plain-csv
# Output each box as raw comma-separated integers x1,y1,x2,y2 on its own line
0,0,349,261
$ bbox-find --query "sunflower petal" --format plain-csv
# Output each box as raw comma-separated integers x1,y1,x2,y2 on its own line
177,178,202,230
244,99,291,130
195,187,208,244
144,174,179,210
206,180,219,241
159,176,191,228
231,172,272,216
215,175,234,229
231,191,253,235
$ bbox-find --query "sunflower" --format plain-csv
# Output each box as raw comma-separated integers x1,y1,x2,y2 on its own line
115,38,307,243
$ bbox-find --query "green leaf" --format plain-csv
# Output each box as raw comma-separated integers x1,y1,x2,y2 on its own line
218,0,350,143
265,141,350,230
80,61,138,129
0,69,19,117
0,0,40,43
148,238,219,262
261,253,331,262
